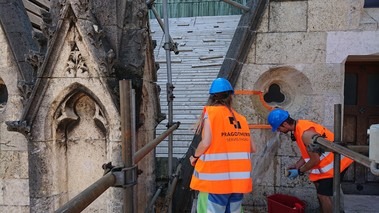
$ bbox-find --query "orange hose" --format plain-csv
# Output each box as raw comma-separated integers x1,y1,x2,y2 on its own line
248,124,271,129
234,90,274,110
234,90,274,129
234,90,262,95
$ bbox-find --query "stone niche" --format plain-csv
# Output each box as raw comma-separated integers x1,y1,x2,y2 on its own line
54,90,108,212
27,85,112,212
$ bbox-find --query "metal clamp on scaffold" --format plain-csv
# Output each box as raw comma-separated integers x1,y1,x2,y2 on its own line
112,165,138,188
307,134,326,154
163,41,179,54
166,82,175,103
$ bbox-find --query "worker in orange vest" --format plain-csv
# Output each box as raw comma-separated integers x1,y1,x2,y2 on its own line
189,78,256,213
267,108,354,213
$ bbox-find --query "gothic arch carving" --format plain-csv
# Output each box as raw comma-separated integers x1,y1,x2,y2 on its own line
51,83,108,143
44,83,110,210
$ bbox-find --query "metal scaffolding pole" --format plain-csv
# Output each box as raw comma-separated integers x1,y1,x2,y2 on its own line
314,137,372,169
162,0,175,212
146,0,155,5
333,104,342,213
134,122,180,164
146,186,163,213
164,163,182,210
220,0,250,12
150,6,179,54
131,87,137,213
120,80,134,213
54,173,116,213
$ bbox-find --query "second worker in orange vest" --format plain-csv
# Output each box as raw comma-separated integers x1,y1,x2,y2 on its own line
268,108,354,213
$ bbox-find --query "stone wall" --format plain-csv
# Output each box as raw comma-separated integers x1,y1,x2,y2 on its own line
233,0,379,211
0,0,160,212
0,25,30,213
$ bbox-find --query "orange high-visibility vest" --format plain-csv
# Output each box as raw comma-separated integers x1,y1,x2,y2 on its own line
190,106,253,194
294,120,353,182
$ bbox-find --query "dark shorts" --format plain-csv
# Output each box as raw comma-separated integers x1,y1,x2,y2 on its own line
314,169,347,196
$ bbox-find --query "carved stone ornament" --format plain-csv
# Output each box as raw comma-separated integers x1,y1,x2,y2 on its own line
32,31,48,53
5,120,31,135
58,0,68,16
87,24,104,49
93,103,107,134
55,91,108,144
17,80,34,106
25,50,45,71
99,49,116,75
73,0,90,17
41,11,56,40
55,101,79,144
65,45,89,77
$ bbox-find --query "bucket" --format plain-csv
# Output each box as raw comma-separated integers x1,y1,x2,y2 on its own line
267,194,305,213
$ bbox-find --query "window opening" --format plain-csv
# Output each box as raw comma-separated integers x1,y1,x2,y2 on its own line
364,0,379,8
344,73,357,105
368,73,379,105
264,83,285,103
0,82,8,110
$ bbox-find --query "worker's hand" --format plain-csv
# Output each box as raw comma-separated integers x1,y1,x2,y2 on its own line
189,156,198,166
287,169,300,180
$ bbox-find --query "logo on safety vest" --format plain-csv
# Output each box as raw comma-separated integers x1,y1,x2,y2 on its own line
229,117,241,129
220,117,249,142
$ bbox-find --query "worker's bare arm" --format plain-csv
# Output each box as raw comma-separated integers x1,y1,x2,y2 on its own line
300,128,320,173
190,118,211,166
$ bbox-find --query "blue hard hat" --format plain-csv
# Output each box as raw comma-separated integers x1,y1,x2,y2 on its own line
267,108,289,132
209,78,234,95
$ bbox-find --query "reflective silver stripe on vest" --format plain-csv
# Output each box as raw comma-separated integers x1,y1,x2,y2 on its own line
320,152,330,160
193,171,251,181
304,158,328,174
309,155,349,174
310,165,330,174
199,152,251,161
304,152,331,163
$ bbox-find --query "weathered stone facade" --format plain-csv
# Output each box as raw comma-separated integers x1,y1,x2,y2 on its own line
232,0,379,212
1,0,160,212
0,20,31,213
